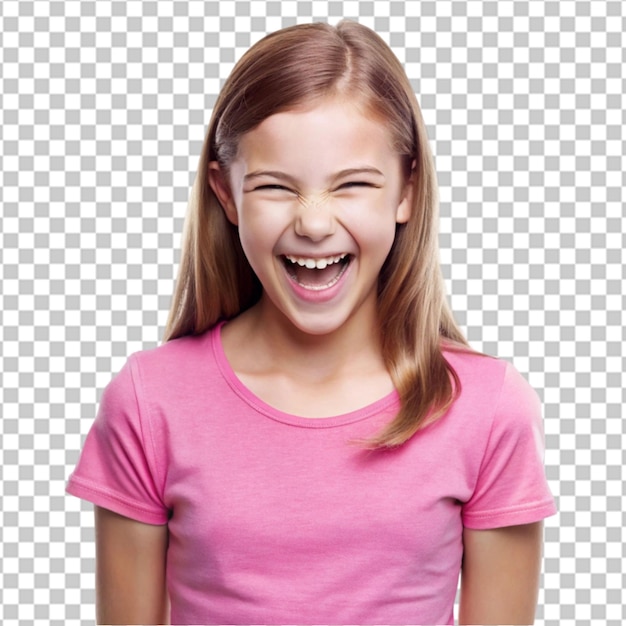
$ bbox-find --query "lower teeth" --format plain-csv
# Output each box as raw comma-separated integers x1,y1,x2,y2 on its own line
298,271,343,290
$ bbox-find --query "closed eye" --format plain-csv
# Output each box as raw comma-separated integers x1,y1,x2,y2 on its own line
337,181,377,190
254,184,293,192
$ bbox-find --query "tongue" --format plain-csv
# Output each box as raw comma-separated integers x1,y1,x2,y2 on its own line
292,263,344,287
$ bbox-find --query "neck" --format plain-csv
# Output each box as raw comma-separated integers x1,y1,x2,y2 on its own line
228,300,386,383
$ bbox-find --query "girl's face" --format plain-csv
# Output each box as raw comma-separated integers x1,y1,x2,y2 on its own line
209,96,413,338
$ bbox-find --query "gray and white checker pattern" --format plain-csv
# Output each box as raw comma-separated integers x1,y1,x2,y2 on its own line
1,0,624,624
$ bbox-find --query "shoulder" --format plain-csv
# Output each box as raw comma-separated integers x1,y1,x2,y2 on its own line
101,327,222,408
129,327,217,380
137,327,215,361
440,346,542,434
442,346,507,399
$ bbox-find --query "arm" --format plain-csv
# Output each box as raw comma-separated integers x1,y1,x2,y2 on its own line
459,521,543,625
95,505,169,625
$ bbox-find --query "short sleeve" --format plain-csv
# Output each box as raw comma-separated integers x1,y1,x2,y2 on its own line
462,361,557,529
66,355,169,525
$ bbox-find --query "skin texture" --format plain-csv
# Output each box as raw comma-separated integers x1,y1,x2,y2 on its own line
209,96,413,342
95,506,169,625
459,521,543,625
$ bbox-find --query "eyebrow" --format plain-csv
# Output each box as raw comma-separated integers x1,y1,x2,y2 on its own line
243,167,386,184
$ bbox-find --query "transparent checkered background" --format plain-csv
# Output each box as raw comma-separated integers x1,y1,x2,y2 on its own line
1,0,624,624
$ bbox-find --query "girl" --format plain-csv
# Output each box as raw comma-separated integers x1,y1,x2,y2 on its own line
67,20,556,625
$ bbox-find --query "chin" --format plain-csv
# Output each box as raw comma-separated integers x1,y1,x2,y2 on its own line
288,317,347,338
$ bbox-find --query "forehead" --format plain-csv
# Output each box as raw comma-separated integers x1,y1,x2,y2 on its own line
234,96,398,170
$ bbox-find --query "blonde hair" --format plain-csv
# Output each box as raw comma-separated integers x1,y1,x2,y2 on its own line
164,20,478,448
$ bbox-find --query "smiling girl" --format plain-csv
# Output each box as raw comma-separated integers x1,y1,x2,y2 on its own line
67,20,556,625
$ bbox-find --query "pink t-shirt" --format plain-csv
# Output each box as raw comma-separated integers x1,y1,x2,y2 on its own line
66,323,556,624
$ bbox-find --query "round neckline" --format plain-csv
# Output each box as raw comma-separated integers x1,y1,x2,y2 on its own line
211,321,400,428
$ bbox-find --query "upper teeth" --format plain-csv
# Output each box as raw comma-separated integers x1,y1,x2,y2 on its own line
285,254,347,270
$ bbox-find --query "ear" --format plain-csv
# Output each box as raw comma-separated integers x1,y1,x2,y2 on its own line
208,161,238,225
395,159,416,224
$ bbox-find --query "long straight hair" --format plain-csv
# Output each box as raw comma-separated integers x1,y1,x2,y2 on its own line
164,20,478,448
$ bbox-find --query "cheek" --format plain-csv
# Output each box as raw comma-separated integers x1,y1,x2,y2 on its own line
364,202,404,259
235,207,284,265
342,192,402,235
370,225,398,260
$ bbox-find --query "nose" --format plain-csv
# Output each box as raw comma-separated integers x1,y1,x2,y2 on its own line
294,192,336,241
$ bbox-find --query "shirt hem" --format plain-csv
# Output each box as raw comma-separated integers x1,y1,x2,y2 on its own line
463,498,557,529
66,475,169,525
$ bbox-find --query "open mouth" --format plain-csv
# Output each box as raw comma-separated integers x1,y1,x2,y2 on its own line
281,253,352,290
